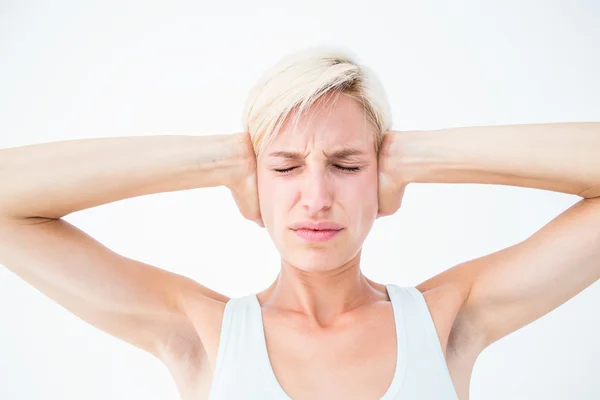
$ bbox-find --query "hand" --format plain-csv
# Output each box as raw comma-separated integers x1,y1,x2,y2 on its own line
377,131,408,219
226,133,265,228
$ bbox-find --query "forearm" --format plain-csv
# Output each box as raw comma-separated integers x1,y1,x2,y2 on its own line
0,133,251,220
392,122,600,199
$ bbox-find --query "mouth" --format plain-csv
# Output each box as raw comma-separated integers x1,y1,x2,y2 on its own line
292,228,342,242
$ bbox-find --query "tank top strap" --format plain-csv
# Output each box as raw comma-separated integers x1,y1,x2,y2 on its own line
377,284,409,399
209,294,275,399
384,284,460,399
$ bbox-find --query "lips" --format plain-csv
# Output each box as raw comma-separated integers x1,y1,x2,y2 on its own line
290,221,344,231
293,228,342,242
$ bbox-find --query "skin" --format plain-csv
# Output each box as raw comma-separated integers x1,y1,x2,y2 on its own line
254,92,389,327
208,93,428,399
2,84,598,399
0,92,421,399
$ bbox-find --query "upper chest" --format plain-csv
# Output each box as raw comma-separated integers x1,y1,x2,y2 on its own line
177,286,477,400
254,300,403,399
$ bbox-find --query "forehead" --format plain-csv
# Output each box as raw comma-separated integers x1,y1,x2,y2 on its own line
270,93,374,150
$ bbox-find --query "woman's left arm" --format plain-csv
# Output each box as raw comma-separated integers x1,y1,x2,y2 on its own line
386,122,600,350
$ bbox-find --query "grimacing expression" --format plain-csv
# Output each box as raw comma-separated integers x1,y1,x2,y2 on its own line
256,94,379,272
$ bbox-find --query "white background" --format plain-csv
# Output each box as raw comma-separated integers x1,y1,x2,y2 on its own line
1,1,599,399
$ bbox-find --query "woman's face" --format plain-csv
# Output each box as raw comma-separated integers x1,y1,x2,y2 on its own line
257,94,379,272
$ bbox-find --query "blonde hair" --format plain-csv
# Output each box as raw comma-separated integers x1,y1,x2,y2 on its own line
242,46,392,160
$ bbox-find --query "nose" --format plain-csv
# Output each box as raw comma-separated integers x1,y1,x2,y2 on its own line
300,167,334,214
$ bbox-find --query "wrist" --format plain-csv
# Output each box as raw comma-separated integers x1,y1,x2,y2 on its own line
387,129,453,184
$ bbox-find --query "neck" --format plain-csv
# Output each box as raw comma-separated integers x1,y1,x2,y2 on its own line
258,251,386,328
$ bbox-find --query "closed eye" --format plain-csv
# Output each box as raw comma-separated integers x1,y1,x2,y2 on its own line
274,165,361,174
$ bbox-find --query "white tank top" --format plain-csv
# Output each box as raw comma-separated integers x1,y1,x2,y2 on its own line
208,284,459,399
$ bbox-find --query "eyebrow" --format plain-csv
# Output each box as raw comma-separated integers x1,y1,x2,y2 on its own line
268,148,367,160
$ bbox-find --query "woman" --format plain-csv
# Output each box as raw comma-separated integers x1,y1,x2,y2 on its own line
0,47,599,400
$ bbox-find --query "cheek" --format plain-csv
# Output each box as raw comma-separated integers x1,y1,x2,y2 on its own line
258,176,289,219
257,179,272,212
351,173,378,200
349,173,379,218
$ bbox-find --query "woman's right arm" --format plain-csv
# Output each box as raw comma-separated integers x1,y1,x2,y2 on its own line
0,133,259,358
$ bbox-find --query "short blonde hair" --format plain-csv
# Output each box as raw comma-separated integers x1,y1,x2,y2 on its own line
242,46,392,160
